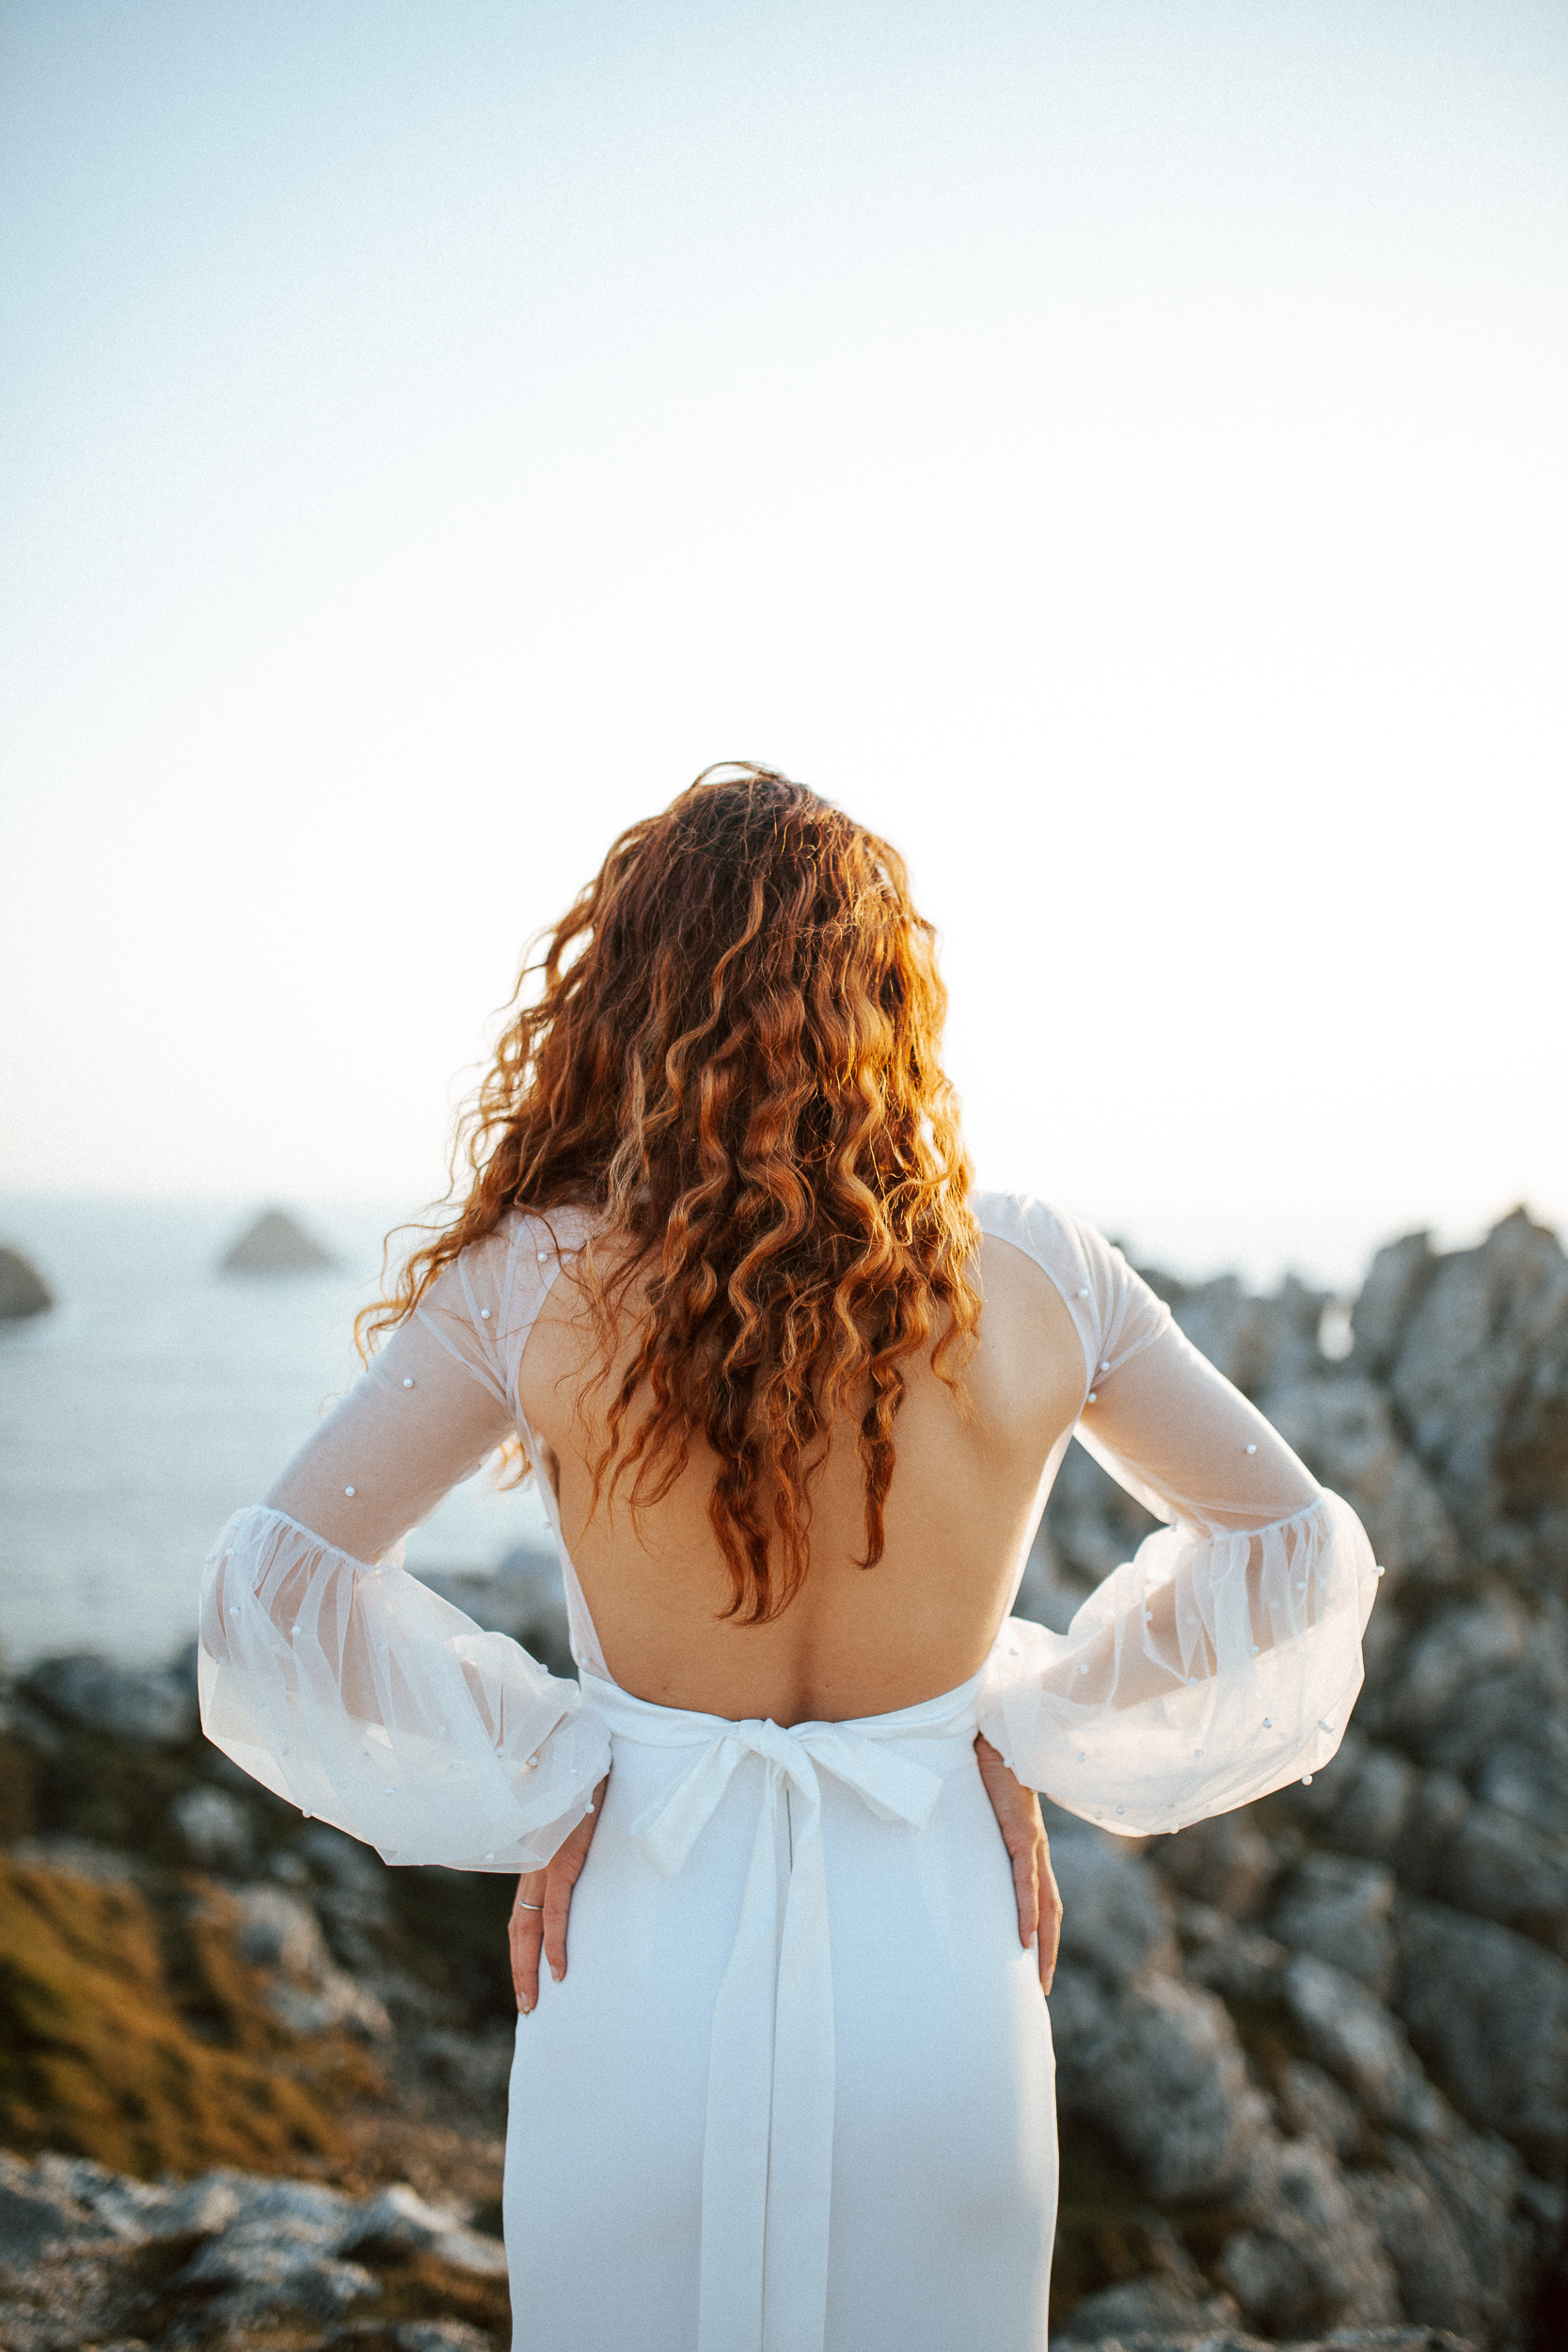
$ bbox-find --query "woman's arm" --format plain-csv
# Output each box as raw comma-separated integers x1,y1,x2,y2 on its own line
199,1254,610,1873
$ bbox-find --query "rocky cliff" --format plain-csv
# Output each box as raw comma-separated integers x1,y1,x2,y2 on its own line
1,1207,1565,2350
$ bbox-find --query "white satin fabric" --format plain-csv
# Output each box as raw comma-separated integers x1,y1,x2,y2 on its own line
197,1189,1380,2352
503,1665,1056,2352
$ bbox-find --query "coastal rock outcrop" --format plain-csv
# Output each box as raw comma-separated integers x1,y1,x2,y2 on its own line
220,1207,338,1275
5,1203,1568,2350
0,1247,52,1321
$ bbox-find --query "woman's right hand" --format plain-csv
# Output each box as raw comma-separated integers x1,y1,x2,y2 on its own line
974,1733,1062,1993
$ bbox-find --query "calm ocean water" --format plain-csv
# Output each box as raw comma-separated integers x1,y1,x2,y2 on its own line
0,1197,553,1670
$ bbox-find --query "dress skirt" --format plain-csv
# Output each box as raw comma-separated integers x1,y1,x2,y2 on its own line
502,1669,1058,2352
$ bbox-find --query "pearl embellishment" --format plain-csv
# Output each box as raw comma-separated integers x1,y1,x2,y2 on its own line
1244,1443,1257,1454
1100,1360,1110,1373
1086,1390,1098,1403
480,1308,491,1320
537,1250,549,1263
1077,1287,1089,1299
403,1377,415,1389
343,1486,356,1498
485,1851,496,1862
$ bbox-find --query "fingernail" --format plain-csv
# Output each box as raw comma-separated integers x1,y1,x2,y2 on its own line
1028,1931,1037,1948
550,1966,563,1982
519,1999,531,2015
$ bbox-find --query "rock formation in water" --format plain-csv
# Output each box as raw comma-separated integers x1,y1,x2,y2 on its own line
2,1203,1566,2349
219,1207,337,1276
0,1248,52,1321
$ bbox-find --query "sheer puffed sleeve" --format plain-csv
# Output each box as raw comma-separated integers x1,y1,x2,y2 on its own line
198,1222,610,1872
975,1196,1381,1836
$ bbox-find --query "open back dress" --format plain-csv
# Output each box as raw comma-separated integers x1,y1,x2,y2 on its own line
198,1193,1379,2352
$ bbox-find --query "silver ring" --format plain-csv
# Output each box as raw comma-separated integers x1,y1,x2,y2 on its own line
514,1899,544,1913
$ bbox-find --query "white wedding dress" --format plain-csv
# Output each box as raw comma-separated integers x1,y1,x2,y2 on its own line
198,1194,1379,2352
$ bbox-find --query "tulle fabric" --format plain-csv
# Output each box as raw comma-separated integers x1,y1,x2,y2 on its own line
198,1503,610,1871
978,1489,1378,1836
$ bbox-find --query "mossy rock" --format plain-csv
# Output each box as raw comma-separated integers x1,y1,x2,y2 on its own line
0,1855,380,2179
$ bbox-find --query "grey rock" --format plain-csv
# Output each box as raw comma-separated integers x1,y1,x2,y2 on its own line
1043,1437,1163,1587
1156,1811,1278,1920
220,1205,337,1274
1055,2275,1242,2342
1155,1267,1329,1401
1274,2059,1366,2158
1271,1854,1398,1996
1265,1377,1461,1595
1218,2130,1401,2333
1323,1743,1418,1861
341,2181,508,2277
1439,1801,1568,1947
21,1650,198,1745
1389,1204,1568,1541
174,2233,376,2318
0,1245,52,1320
1377,1597,1528,1744
1053,1966,1267,2200
230,1884,392,2040
1048,1817,1179,1986
170,1782,254,1868
1351,1231,1438,1375
1394,1898,1568,2176
1281,1955,1447,2137
326,2328,495,2352
0,2151,118,2261
1360,2123,1535,2347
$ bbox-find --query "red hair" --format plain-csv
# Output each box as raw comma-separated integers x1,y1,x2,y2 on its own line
362,764,980,1623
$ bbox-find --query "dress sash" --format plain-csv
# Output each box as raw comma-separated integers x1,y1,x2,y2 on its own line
582,1671,987,2352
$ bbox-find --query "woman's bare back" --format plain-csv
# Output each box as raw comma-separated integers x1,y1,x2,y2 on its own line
519,1232,1085,1724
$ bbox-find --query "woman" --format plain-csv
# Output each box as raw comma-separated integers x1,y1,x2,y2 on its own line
198,765,1378,2352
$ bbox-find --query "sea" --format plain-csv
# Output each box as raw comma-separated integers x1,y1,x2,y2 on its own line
0,1197,555,1671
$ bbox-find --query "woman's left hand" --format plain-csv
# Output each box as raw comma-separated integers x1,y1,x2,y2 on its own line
974,1733,1062,1993
510,1773,610,2014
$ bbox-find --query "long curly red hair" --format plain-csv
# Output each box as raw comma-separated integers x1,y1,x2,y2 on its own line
362,763,981,1624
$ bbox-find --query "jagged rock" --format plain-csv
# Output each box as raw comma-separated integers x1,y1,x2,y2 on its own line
0,1246,52,1320
1155,1811,1278,1919
1360,2124,1536,2347
1273,2058,1366,2157
20,1651,198,1746
1352,1231,1439,1375
220,1206,337,1275
1052,1965,1267,2201
1394,1899,1568,2178
1144,1267,1329,1401
1054,2272,1242,2342
230,1884,392,2041
1042,1438,1162,1587
1217,2129,1401,2333
1264,1376,1462,1595
341,2181,508,2275
1316,1740,1418,1861
1281,1955,1446,2137
1388,1205,1568,1555
1049,1817,1179,1985
0,2149,119,2261
1271,1855,1398,1995
170,1784,254,1869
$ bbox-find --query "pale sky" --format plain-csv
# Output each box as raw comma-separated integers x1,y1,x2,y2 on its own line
3,0,1564,1285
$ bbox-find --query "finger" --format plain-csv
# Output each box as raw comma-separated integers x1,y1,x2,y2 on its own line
543,1775,609,1984
511,1871,546,2013
1011,1827,1040,1950
1039,1842,1064,1993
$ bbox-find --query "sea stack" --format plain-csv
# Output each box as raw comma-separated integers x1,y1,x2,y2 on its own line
220,1207,337,1276
0,1245,53,1320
